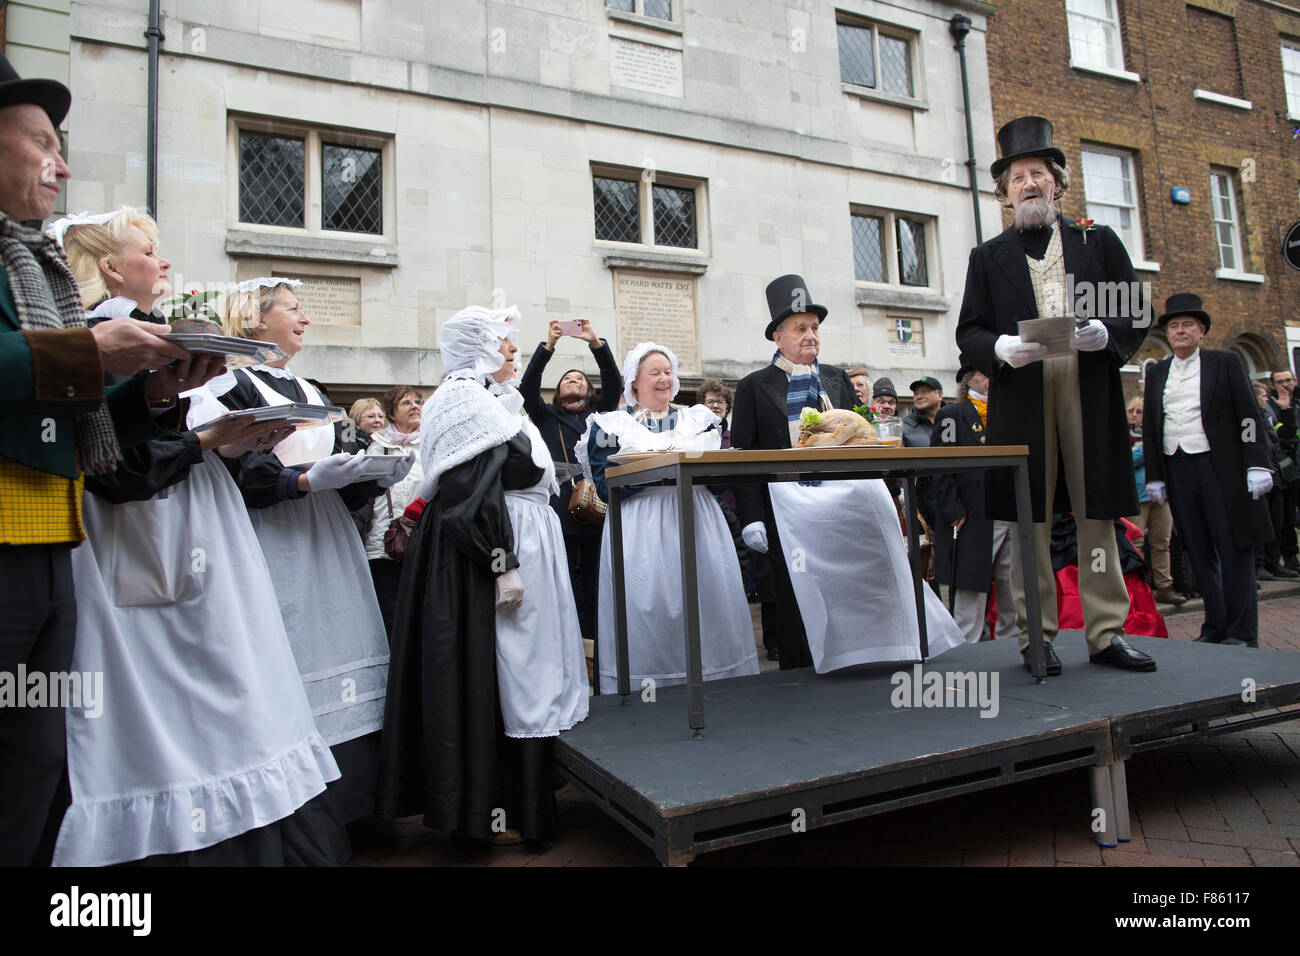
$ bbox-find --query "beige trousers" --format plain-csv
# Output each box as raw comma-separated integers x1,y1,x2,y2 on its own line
1010,356,1130,654
1132,499,1174,591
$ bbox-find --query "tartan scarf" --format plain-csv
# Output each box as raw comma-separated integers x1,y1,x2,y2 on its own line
772,350,831,445
0,214,120,474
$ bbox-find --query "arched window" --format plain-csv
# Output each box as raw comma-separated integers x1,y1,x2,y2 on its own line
1230,333,1273,380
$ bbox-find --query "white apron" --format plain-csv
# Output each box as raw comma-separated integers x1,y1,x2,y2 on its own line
768,479,965,671
497,415,589,736
55,454,340,867
231,369,389,747
592,408,759,695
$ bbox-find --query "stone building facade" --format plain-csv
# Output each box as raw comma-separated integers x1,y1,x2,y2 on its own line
17,0,1001,404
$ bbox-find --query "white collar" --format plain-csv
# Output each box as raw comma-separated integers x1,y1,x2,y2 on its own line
250,363,297,380
1170,348,1200,370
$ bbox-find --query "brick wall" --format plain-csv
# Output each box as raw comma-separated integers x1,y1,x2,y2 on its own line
987,0,1300,391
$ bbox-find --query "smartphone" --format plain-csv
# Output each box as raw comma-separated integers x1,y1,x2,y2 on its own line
557,319,582,336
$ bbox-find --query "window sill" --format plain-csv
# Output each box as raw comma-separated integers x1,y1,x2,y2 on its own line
854,285,949,312
1132,260,1161,273
1194,89,1252,110
225,228,398,268
1214,268,1265,284
606,9,683,36
602,249,708,274
841,83,928,112
1069,62,1142,84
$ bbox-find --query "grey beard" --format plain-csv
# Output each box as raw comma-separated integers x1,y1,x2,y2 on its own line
1014,197,1058,231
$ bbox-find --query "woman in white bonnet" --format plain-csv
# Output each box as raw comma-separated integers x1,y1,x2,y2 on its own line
578,342,760,694
377,305,588,846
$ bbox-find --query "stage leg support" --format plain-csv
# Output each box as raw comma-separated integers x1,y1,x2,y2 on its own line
1111,759,1131,843
1089,763,1119,848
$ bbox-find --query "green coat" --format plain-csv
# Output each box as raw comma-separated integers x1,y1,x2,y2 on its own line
0,267,160,479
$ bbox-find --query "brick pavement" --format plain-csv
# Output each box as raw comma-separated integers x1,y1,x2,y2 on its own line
355,587,1300,867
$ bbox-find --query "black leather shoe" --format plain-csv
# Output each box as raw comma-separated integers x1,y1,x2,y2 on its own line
1267,563,1300,579
1256,564,1275,581
1090,635,1156,671
1285,557,1300,573
766,648,780,661
1194,631,1226,643
1222,637,1259,647
1022,643,1062,676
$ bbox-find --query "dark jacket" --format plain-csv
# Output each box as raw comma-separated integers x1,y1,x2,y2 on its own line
519,338,622,536
729,361,857,528
1,267,159,480
1143,348,1273,550
930,399,994,591
955,215,1148,522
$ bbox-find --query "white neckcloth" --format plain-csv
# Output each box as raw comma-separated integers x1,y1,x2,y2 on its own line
55,454,340,866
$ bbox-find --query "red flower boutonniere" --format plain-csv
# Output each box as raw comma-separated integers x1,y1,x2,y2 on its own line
1070,218,1096,245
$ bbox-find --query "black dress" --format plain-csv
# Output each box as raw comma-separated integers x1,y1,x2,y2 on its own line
377,432,559,841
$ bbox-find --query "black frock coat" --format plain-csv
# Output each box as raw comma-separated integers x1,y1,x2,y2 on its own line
377,433,559,842
1142,348,1273,550
954,215,1149,523
730,361,856,669
930,399,994,591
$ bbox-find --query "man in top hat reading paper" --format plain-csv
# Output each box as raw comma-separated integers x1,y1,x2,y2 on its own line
955,115,1154,675
731,274,963,672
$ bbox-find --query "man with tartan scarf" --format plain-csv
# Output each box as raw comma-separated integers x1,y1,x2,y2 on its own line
730,274,965,669
0,54,207,865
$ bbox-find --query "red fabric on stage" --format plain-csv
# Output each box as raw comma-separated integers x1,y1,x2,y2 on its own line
985,520,1168,639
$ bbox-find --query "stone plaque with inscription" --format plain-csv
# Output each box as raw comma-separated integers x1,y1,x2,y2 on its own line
276,273,361,326
613,270,700,378
609,37,684,98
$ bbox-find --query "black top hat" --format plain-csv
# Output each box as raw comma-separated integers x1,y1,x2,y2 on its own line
909,375,943,393
0,52,71,127
990,116,1066,179
956,357,978,381
872,377,897,399
1157,292,1212,332
764,274,828,340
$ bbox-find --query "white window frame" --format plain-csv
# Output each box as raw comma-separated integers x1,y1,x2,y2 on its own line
604,0,682,33
228,116,394,243
836,15,924,108
1066,0,1140,82
851,207,938,292
1209,168,1264,283
591,164,708,255
1080,145,1158,270
1283,40,1300,120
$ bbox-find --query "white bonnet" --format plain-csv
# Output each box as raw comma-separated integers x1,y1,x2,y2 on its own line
440,304,521,383
622,341,680,408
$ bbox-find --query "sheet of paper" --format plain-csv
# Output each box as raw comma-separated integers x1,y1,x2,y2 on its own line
1017,314,1080,359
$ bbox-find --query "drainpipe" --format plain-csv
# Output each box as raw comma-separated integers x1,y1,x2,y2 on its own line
144,1,164,216
949,14,982,246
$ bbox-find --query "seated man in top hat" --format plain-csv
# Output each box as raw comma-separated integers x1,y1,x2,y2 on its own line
955,115,1154,675
730,274,963,671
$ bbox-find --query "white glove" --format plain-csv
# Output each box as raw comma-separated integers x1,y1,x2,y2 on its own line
1146,481,1167,505
741,521,769,554
994,334,1049,369
302,452,371,492
496,568,524,610
1070,319,1109,352
1247,467,1274,500
375,451,416,489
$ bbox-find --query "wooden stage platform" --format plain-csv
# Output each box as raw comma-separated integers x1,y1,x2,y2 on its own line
555,634,1300,865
